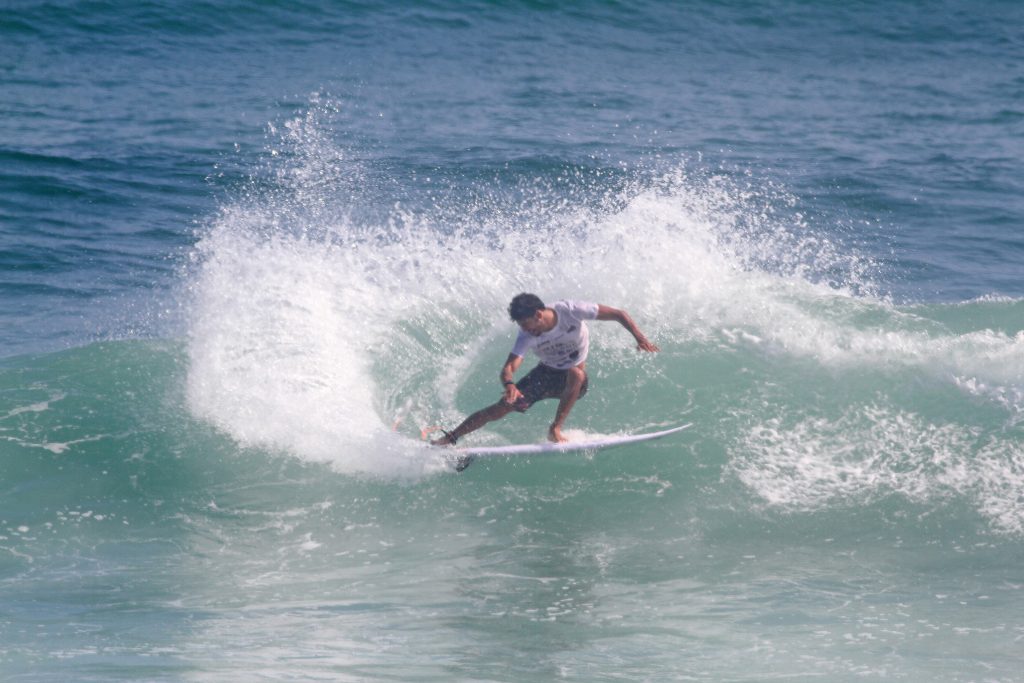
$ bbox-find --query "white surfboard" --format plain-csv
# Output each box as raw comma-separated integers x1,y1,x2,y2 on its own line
442,423,691,471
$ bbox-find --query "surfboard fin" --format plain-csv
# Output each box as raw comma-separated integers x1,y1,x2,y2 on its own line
452,454,475,472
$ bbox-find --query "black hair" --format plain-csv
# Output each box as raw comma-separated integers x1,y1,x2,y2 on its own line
508,292,545,321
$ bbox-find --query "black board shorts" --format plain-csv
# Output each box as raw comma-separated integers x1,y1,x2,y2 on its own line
511,363,588,412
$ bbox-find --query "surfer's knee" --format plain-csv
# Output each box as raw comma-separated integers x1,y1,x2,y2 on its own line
566,365,585,388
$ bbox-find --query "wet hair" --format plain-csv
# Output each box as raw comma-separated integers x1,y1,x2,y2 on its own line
508,292,545,321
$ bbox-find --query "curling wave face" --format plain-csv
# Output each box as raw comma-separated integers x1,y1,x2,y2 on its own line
183,104,1023,533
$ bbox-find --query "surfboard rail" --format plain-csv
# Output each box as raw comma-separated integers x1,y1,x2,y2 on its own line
442,423,691,470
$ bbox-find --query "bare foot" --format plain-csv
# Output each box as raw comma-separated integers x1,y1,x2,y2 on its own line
548,426,568,443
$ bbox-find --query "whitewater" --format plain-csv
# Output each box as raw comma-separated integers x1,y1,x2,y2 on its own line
2,1,1023,681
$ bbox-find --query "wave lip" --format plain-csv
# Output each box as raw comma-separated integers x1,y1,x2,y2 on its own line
183,99,1023,490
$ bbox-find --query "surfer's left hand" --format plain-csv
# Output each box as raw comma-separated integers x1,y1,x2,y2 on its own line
636,338,659,352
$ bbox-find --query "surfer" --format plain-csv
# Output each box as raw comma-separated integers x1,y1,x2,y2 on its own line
431,292,659,447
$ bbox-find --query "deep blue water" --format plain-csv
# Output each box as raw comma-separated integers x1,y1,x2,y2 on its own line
2,2,1023,680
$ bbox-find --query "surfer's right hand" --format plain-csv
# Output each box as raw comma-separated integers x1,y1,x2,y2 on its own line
503,384,522,404
503,385,528,411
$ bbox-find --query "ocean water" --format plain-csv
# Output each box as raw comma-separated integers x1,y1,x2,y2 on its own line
2,1,1023,680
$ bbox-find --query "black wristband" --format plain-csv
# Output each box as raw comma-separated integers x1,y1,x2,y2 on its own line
503,380,515,386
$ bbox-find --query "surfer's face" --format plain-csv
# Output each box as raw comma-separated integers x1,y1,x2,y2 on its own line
516,311,545,336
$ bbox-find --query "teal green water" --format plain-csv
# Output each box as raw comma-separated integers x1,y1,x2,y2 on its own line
3,0,1024,680
3,283,1022,679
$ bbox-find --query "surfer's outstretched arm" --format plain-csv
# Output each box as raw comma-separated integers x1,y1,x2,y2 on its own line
596,305,660,352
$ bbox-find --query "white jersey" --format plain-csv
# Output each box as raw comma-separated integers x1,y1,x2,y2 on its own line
511,300,599,370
